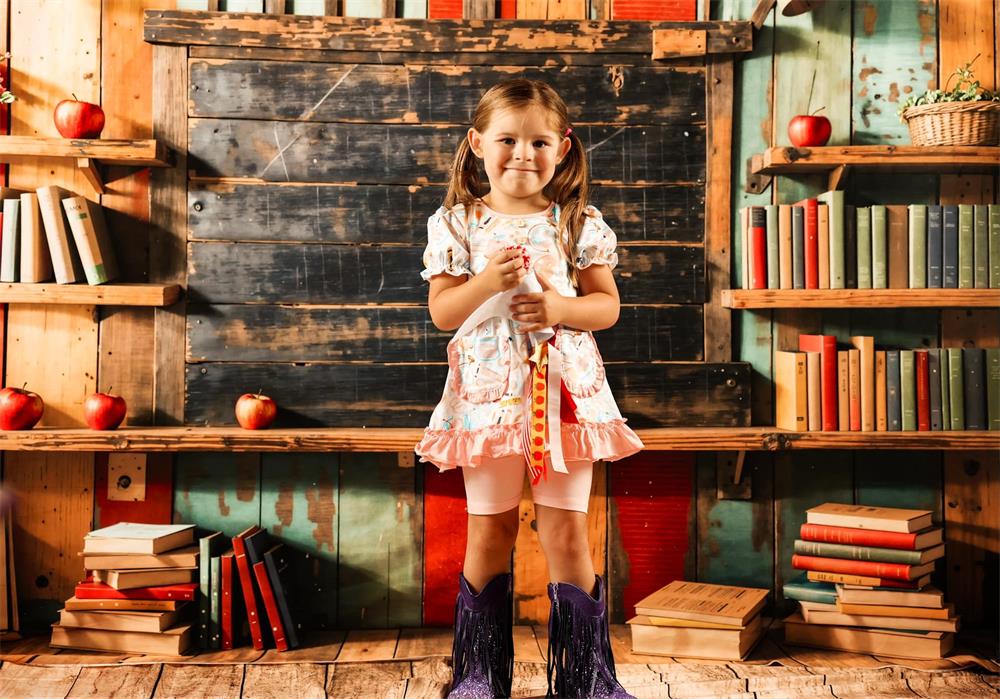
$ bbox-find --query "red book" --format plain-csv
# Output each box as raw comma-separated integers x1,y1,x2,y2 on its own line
915,350,930,431
221,553,234,649
253,560,288,651
800,523,941,551
798,334,838,431
796,198,819,288
750,206,767,289
232,527,268,650
792,554,926,581
75,579,197,601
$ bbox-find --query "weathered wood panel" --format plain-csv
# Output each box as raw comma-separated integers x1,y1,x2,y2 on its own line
420,463,466,625
186,304,704,362
189,60,706,125
187,183,704,244
67,664,160,699
173,453,261,537
183,362,750,427
260,453,339,630
186,242,705,305
154,664,243,699
94,453,175,528
188,120,706,185
145,12,751,55
338,453,422,628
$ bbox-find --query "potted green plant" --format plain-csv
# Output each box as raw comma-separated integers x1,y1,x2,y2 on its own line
898,55,999,146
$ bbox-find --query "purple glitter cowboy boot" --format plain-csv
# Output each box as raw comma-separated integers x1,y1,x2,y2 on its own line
546,576,634,699
448,572,515,698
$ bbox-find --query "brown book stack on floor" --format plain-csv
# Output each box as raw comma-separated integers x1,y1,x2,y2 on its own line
784,502,957,660
49,522,199,655
627,580,769,661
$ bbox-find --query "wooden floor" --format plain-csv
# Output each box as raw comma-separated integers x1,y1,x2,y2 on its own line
0,623,998,698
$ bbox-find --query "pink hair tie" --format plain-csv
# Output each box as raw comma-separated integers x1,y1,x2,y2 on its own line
565,127,572,136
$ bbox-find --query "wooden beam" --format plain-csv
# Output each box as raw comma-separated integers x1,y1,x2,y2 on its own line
0,283,182,307
721,289,1000,309
651,28,706,59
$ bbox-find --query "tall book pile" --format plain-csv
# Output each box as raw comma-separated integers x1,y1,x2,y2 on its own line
627,580,768,661
0,185,119,285
783,503,956,660
739,199,1000,290
776,334,999,432
50,523,198,655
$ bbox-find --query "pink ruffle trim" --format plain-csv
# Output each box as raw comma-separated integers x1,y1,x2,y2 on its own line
415,419,645,472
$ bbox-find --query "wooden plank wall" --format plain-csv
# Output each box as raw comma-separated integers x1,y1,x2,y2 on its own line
715,0,999,635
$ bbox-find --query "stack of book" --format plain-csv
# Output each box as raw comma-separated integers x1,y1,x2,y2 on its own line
776,333,999,432
50,523,199,655
627,580,768,661
0,185,119,285
783,503,956,660
739,199,1000,290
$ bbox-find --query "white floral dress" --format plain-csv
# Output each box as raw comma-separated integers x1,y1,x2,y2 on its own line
415,199,644,472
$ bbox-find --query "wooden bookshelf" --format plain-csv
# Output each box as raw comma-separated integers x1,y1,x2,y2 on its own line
721,289,1000,309
0,282,182,307
0,426,995,452
748,145,1000,190
0,136,172,196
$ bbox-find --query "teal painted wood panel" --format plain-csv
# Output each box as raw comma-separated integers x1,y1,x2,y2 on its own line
338,453,423,628
853,451,942,518
173,453,261,538
852,0,936,144
261,453,340,630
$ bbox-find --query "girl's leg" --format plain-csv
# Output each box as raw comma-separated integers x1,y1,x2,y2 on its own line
462,506,519,592
534,503,595,591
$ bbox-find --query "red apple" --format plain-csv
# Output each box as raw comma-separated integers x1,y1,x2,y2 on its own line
84,391,127,430
788,109,832,147
0,385,44,430
53,95,105,139
235,392,277,430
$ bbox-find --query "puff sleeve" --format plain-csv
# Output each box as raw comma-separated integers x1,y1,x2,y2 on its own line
420,205,472,282
573,205,619,270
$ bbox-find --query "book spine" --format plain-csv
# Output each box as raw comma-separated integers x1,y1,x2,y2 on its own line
973,204,989,289
782,583,837,605
232,534,266,651
875,350,887,431
947,348,965,430
957,204,974,288
818,190,845,289
36,186,82,285
987,348,1000,431
990,205,1000,288
856,206,872,289
886,205,909,289
942,205,959,288
916,350,930,431
264,548,300,650
73,582,197,601
886,350,901,431
926,205,942,288
750,206,767,290
779,204,793,289
199,538,211,648
900,350,916,431
804,199,819,289
871,205,887,288
818,203,830,289
929,349,943,431
848,349,861,431
806,352,822,431
907,204,927,289
792,554,916,581
221,554,233,650
851,336,875,432
940,348,951,430
252,560,288,652
844,204,857,289
963,348,986,430
766,204,779,289
775,351,808,432
19,193,53,283
740,206,749,289
210,555,221,649
62,197,109,285
800,523,919,550
792,205,806,289
837,351,849,431
793,539,923,565
0,200,20,282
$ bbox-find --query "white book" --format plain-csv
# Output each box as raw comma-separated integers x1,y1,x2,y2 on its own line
0,196,22,282
36,186,84,284
84,523,195,555
19,193,53,283
61,196,119,285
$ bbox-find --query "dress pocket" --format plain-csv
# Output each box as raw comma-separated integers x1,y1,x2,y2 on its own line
448,333,512,403
556,327,606,398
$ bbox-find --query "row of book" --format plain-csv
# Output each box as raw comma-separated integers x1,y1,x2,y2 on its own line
776,335,999,432
783,502,956,660
0,186,119,285
49,522,300,656
739,198,1000,290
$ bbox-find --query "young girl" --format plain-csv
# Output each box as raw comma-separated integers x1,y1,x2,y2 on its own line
415,78,644,699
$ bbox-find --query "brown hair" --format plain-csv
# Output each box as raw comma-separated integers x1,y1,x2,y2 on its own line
443,78,590,288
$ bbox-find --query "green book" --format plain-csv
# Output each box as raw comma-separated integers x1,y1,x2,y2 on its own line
793,539,937,566
871,204,887,289
989,205,1000,288
900,350,916,431
947,347,964,430
198,531,225,649
907,205,927,289
856,206,872,289
940,348,951,430
973,205,989,289
210,555,222,649
766,204,779,289
818,190,845,289
987,348,1000,431
957,204,974,289
782,573,836,605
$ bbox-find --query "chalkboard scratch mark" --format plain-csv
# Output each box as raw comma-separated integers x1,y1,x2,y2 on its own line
584,126,626,155
377,248,385,294
260,126,300,181
301,64,357,121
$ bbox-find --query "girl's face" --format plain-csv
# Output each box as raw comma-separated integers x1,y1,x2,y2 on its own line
468,106,571,210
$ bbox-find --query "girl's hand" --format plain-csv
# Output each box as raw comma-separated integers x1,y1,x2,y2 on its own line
510,270,565,333
481,247,528,294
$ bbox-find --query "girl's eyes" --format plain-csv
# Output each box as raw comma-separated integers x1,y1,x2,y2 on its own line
498,138,549,148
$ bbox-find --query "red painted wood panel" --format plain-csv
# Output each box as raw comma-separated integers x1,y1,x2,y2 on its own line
423,462,468,625
94,454,174,527
613,0,694,20
609,451,693,621
499,0,515,17
428,0,462,18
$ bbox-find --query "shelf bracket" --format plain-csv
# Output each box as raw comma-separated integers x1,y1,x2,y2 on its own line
76,157,105,196
828,163,850,191
745,155,772,194
716,450,752,500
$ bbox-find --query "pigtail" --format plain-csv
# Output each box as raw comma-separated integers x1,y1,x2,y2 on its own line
444,136,486,211
546,130,590,289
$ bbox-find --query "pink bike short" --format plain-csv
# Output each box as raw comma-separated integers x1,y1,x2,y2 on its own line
461,453,595,515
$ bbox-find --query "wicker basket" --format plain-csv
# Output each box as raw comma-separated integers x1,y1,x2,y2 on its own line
902,100,1000,146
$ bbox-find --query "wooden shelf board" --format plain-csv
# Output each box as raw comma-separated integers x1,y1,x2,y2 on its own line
0,283,182,307
0,136,171,167
721,289,1000,309
751,145,1000,175
0,426,995,452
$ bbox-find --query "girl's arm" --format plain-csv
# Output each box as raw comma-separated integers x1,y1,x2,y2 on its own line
556,264,620,332
428,248,526,331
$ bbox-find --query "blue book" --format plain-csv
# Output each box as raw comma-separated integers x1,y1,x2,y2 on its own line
845,204,857,288
926,205,943,288
783,573,837,605
886,350,901,431
942,205,959,288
